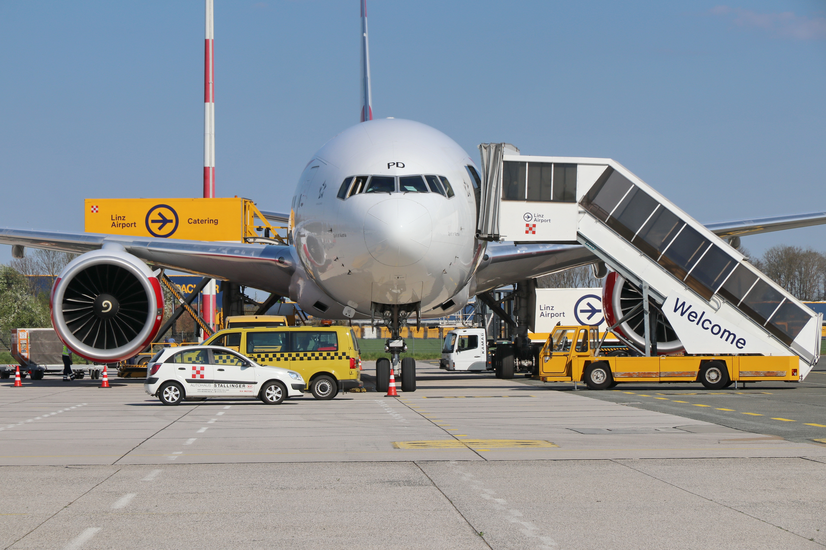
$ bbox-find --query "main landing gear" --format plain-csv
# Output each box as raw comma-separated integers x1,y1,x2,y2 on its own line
373,304,417,393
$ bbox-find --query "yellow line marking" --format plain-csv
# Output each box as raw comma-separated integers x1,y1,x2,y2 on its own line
772,418,795,422
654,397,669,400
638,394,650,397
812,439,826,445
693,404,711,407
623,392,636,395
805,423,826,428
742,413,763,416
716,408,736,411
393,439,558,450
673,400,688,403
455,434,468,437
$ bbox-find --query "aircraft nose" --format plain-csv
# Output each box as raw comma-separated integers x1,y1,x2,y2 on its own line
364,198,432,267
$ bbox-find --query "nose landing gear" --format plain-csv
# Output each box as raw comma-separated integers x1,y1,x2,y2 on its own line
373,303,418,393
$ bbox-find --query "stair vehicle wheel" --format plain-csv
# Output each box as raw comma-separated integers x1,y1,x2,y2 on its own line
584,362,613,390
500,348,514,380
376,358,390,392
493,350,503,378
261,381,286,405
699,361,729,390
159,382,184,406
311,374,338,400
401,357,416,392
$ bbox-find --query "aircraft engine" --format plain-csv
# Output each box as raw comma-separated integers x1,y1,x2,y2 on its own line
50,248,164,362
602,272,684,354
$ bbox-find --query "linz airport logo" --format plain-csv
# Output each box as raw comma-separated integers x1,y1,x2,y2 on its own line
145,204,180,238
523,211,550,234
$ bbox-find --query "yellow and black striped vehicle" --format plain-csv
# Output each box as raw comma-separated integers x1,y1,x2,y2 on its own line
203,326,362,399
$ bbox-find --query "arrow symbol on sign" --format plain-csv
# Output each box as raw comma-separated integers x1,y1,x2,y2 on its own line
578,302,602,321
151,212,173,232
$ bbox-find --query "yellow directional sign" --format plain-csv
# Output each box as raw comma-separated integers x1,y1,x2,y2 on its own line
85,198,245,241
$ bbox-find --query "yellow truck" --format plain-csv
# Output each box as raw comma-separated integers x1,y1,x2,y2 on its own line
538,325,801,390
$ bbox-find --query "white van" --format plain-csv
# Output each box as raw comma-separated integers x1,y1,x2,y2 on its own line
439,328,489,372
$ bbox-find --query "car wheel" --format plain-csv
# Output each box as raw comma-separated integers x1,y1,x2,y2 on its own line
159,382,184,405
401,357,416,392
699,361,729,390
584,362,612,390
376,358,390,393
261,381,286,405
311,375,337,400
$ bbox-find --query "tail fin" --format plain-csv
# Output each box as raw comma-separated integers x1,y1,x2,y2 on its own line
360,0,373,122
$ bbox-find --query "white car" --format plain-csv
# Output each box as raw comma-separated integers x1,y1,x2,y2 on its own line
144,345,305,405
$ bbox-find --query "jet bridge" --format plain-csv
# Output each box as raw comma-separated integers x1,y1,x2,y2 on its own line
481,146,822,379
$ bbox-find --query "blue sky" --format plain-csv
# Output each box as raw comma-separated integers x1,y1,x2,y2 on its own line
0,1,824,266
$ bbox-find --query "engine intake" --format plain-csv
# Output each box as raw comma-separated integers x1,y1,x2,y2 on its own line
602,272,684,354
51,248,164,362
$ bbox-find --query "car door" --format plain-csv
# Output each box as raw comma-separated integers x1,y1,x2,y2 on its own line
169,348,214,396
456,333,484,371
210,349,257,396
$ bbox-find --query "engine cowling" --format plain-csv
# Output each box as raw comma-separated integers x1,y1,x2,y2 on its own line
602,272,684,354
50,248,164,362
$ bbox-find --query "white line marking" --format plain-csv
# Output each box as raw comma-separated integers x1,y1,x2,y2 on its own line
197,427,208,433
223,405,231,409
185,438,196,445
142,469,161,482
216,412,225,416
207,419,216,424
111,493,136,509
63,527,101,550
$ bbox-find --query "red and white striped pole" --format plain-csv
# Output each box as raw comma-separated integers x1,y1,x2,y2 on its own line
202,0,217,335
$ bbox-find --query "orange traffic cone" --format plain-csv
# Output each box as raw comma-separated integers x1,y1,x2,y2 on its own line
386,367,398,397
100,365,110,388
13,365,23,387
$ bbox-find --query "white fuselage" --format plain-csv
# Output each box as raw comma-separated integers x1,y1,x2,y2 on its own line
290,118,483,319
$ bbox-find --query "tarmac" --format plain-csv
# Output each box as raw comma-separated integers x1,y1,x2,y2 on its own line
1,361,825,549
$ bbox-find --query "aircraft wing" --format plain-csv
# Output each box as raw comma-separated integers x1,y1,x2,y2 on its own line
704,211,826,238
0,228,295,295
258,210,290,225
474,211,826,293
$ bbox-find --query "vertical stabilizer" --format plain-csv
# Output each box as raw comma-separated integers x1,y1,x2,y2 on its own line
360,0,373,122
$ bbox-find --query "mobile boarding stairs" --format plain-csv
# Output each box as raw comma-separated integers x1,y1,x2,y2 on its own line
477,144,822,380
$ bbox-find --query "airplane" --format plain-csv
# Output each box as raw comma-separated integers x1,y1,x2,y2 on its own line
1,1,825,393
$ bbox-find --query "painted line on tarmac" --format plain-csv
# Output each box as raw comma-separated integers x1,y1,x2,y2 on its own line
111,493,136,510
445,461,558,549
63,527,101,550
142,469,161,482
197,427,208,433
2,403,89,432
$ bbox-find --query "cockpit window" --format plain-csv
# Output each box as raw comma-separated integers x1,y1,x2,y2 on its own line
345,176,368,198
425,175,445,196
337,175,454,198
364,176,395,194
337,178,352,199
439,176,455,198
399,176,428,193
466,165,481,189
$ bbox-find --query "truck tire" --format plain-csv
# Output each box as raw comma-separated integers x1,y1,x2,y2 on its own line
699,361,729,390
401,357,416,392
376,358,390,393
584,361,613,390
31,370,44,381
500,348,514,380
493,350,502,378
